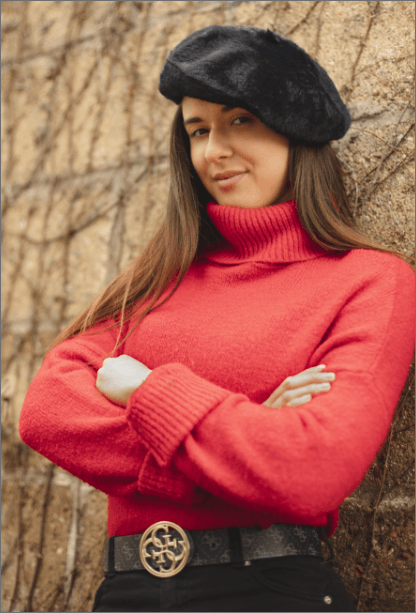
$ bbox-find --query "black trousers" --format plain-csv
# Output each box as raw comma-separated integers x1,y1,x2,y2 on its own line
92,556,357,612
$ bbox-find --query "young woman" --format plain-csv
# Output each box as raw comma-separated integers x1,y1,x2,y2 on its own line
19,26,414,612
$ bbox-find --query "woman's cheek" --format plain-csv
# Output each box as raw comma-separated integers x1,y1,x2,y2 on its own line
192,154,210,189
191,148,204,174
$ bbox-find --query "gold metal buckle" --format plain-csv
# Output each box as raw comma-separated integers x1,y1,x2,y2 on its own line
139,521,191,578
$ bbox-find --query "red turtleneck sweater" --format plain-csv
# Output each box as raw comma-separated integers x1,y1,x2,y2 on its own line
19,200,415,538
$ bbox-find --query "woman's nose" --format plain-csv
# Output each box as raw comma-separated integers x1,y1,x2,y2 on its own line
204,131,233,162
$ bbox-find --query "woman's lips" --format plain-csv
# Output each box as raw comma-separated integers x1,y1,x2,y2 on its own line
216,172,247,191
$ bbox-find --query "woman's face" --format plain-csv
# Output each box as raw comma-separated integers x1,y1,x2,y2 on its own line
182,97,290,209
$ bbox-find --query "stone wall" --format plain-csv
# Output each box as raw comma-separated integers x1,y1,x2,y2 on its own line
1,1,414,611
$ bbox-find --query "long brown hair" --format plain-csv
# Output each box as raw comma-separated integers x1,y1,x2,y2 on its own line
48,102,415,354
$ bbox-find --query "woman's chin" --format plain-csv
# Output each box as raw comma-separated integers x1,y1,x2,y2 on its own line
211,191,259,208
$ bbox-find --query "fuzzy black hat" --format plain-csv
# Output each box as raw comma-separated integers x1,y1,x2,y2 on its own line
159,25,351,144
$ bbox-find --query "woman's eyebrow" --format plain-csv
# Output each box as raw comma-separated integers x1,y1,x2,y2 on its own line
183,105,237,127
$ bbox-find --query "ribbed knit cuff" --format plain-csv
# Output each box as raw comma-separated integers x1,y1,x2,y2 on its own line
137,452,204,505
127,363,229,467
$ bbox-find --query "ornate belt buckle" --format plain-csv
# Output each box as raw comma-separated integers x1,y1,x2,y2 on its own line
139,521,192,578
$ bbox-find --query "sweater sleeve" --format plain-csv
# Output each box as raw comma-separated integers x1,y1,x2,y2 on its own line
126,256,415,520
18,321,203,504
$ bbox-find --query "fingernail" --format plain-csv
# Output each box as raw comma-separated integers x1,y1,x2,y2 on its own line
317,364,326,370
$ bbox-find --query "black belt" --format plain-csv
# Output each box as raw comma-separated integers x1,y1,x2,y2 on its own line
104,521,323,578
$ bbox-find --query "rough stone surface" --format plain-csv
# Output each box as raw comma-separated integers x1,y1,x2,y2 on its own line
1,2,414,611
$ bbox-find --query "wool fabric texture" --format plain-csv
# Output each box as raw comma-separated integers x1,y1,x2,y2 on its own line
19,200,414,540
159,25,351,144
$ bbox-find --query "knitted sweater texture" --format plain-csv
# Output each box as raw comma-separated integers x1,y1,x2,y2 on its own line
19,200,415,538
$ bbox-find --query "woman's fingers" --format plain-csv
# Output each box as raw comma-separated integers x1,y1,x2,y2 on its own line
264,370,335,407
278,382,331,407
303,365,327,373
286,394,312,407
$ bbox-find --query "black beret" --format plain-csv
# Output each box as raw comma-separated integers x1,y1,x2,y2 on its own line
159,25,351,144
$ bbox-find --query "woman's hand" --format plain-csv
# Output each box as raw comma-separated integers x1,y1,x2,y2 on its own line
96,355,152,407
263,365,335,409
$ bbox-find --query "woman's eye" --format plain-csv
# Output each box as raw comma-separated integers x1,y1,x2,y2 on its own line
190,128,207,138
233,116,251,125
189,116,251,138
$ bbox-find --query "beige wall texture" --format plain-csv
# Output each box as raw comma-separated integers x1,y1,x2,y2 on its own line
1,1,415,612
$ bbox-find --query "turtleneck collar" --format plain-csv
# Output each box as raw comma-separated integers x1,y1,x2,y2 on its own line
200,199,329,265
